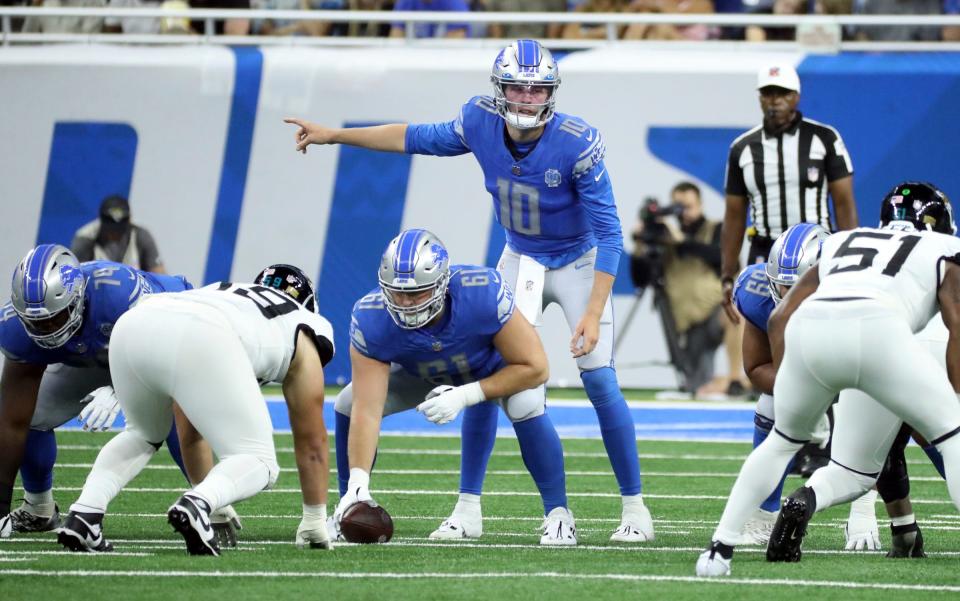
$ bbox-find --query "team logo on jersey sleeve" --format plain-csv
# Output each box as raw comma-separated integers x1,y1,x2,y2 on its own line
544,168,561,188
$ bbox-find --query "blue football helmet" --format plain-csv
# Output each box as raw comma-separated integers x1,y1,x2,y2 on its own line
378,229,450,329
10,244,87,349
254,264,316,313
879,181,956,235
765,223,829,304
491,39,560,130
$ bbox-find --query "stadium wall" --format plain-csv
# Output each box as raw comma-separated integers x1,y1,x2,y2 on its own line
1,46,958,388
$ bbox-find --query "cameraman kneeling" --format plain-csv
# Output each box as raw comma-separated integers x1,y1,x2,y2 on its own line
631,182,748,397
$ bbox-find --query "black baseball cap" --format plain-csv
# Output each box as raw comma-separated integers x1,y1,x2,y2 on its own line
99,195,131,226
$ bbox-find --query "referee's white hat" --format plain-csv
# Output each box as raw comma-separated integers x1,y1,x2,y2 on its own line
757,63,801,93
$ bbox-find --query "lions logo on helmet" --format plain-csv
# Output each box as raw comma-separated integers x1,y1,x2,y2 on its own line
765,223,829,304
490,39,560,130
378,229,451,329
254,264,317,313
879,181,956,235
10,244,87,349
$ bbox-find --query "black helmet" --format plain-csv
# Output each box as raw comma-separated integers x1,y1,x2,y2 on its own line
254,264,316,313
879,181,956,235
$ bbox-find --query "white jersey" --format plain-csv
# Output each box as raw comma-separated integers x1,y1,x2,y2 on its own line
814,227,960,332
139,282,334,384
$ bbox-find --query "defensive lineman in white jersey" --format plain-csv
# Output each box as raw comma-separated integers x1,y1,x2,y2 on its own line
698,181,960,576
59,265,335,556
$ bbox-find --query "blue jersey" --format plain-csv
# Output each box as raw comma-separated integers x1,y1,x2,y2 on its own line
404,96,623,275
0,261,192,368
349,265,515,385
734,263,775,333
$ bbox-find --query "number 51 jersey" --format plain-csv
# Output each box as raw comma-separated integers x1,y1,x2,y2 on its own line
814,227,960,332
140,282,335,384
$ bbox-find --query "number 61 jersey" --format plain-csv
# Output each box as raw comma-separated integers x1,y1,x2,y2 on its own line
814,227,960,332
141,282,335,384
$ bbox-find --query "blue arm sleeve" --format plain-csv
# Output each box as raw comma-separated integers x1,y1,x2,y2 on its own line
404,120,471,157
575,159,623,275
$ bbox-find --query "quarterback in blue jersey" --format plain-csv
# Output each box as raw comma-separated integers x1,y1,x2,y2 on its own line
0,245,237,544
332,229,576,545
286,39,651,542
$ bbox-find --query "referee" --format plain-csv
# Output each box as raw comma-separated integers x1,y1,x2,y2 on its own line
720,62,857,322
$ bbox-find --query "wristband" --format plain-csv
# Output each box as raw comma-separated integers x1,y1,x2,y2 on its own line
461,381,487,407
302,504,327,520
348,467,370,489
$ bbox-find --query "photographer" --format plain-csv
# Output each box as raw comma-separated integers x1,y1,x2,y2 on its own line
631,181,747,397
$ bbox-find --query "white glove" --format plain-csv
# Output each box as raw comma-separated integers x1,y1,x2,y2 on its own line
79,386,122,432
334,468,374,526
0,514,11,538
296,504,332,550
844,489,880,551
416,382,485,426
210,504,243,548
809,413,831,450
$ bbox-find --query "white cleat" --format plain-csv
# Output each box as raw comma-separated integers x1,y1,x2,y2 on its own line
540,507,577,546
696,542,732,577
739,508,778,546
429,515,482,540
844,489,880,551
611,504,655,542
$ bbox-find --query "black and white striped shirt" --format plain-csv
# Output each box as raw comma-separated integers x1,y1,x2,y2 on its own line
724,112,853,239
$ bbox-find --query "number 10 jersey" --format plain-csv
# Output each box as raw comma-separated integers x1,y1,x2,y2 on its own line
815,227,960,332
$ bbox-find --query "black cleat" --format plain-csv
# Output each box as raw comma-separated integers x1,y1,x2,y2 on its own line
767,487,816,562
10,500,61,533
57,510,114,553
167,494,220,556
887,523,926,558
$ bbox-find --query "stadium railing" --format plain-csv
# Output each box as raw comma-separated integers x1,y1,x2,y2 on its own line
1,6,959,52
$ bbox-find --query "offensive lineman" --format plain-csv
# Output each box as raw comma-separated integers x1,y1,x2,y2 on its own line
286,39,651,542
333,229,576,545
59,265,334,555
0,245,212,538
698,181,960,576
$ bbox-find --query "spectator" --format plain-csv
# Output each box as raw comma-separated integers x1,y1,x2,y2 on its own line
71,195,167,274
745,0,805,42
946,0,960,41
345,0,394,36
104,0,162,34
484,0,567,39
251,0,343,36
189,0,251,35
389,0,470,38
561,0,628,39
21,0,106,33
852,0,944,41
631,182,747,397
622,0,716,41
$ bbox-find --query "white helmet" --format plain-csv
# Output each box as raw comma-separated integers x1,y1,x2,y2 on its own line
491,39,560,130
378,229,451,329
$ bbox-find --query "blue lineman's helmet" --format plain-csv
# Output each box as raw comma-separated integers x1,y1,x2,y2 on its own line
491,39,560,130
378,229,450,329
254,264,316,313
765,223,829,304
10,244,87,349
879,181,956,235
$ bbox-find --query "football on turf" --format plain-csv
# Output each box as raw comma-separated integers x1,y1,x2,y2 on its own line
340,501,394,543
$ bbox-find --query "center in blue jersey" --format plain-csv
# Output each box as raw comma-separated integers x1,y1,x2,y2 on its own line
404,96,623,275
733,263,776,333
0,261,192,368
349,265,514,385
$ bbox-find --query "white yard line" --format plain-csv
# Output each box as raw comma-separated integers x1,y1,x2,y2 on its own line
0,568,958,592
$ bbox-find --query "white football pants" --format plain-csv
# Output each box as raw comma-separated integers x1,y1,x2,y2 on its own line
497,246,614,371
73,299,278,513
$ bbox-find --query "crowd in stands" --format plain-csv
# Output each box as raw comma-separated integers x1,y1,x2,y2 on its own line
3,0,958,41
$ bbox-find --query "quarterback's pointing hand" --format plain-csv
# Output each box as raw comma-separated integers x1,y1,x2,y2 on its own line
283,118,338,154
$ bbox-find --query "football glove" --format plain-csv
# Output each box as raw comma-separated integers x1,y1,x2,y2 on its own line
210,504,242,548
296,504,331,550
334,468,374,525
810,413,831,449
79,386,122,432
416,382,485,426
0,514,11,538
